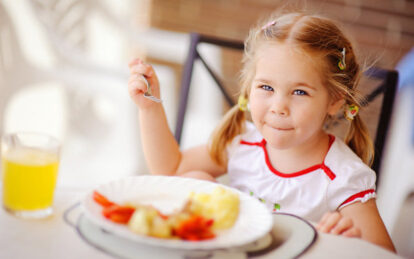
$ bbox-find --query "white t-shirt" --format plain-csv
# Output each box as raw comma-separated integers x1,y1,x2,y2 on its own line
227,122,376,222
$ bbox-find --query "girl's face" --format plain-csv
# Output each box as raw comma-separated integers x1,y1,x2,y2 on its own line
249,43,343,150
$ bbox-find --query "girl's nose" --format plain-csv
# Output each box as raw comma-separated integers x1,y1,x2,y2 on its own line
270,97,289,116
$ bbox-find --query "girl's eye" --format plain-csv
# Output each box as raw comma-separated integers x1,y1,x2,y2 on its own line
260,85,274,91
293,89,308,95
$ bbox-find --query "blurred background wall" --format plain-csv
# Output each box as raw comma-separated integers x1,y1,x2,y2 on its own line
1,0,145,187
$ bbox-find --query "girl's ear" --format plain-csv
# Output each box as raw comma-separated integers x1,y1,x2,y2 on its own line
327,98,345,116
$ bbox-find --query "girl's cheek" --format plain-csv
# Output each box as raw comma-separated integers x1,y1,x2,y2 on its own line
249,107,260,123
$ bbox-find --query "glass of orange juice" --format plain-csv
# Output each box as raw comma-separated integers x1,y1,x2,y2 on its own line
1,132,60,219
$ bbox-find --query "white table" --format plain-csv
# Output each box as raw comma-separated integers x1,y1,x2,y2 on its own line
0,185,402,259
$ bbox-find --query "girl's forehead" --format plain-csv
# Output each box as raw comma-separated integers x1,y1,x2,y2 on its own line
254,42,324,85
255,42,320,67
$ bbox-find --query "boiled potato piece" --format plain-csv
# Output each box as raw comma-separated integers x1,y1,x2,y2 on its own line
189,186,239,230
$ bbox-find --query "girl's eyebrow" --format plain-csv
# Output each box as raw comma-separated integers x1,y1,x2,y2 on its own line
295,82,317,90
253,78,274,84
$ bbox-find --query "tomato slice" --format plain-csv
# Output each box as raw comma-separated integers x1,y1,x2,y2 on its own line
108,212,134,224
93,191,115,207
102,205,135,217
102,204,135,224
174,215,215,241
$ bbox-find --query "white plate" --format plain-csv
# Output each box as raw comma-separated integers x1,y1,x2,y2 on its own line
81,175,273,250
65,203,317,259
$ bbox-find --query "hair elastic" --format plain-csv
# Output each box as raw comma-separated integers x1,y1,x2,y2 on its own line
238,95,249,112
344,104,359,121
338,48,346,70
262,20,276,30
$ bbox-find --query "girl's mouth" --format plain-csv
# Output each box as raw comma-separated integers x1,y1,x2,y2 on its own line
266,123,294,131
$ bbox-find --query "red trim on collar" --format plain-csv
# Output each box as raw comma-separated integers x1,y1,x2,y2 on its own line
240,139,266,146
340,189,375,207
240,135,336,180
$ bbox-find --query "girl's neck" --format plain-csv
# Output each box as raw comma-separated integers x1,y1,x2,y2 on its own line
265,131,331,174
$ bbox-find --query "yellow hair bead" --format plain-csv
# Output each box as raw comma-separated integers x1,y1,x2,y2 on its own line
238,95,249,112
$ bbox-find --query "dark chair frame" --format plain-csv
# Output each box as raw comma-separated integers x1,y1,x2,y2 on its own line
175,32,398,179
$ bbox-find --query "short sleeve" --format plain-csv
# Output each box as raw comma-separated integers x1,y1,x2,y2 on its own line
326,163,377,211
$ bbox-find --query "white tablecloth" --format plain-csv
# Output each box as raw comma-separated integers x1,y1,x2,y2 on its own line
0,185,401,259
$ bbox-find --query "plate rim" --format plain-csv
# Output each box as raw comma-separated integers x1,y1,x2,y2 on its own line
270,212,318,258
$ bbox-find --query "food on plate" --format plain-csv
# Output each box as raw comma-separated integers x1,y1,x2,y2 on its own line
188,186,240,230
93,191,135,224
128,205,172,238
92,186,240,241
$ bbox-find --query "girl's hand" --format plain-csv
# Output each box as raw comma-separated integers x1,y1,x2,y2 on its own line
316,211,361,238
128,58,161,109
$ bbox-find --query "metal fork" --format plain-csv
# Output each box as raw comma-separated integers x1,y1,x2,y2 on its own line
142,75,162,103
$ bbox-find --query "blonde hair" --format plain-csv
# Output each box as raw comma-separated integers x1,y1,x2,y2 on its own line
209,12,374,167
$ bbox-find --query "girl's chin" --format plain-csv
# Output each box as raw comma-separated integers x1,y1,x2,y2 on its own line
263,126,295,138
265,136,295,150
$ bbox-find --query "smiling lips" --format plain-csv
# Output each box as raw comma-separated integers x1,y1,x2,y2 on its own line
275,128,293,131
266,124,294,131
274,127,294,131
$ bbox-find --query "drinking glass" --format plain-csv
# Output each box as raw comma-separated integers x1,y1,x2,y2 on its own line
1,132,60,218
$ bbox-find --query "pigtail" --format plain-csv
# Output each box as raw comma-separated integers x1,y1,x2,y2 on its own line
209,105,246,166
345,114,374,166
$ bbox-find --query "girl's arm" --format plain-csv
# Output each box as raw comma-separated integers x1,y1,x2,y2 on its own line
317,199,396,252
128,58,180,174
339,199,395,252
138,102,181,174
128,59,226,177
176,145,227,178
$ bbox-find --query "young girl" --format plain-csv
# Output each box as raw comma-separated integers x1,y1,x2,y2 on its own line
128,12,395,251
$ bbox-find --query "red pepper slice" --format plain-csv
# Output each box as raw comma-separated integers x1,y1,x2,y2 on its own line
93,191,115,207
93,191,135,224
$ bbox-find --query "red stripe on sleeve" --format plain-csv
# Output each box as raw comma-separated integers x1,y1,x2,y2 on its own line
340,189,375,207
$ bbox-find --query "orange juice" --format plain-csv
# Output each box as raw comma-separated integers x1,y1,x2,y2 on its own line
2,148,59,211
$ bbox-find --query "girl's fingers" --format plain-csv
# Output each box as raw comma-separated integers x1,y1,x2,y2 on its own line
316,212,331,229
128,81,146,100
128,58,140,68
129,59,158,87
128,77,147,92
330,217,353,235
128,74,145,85
342,226,361,238
127,59,160,103
130,63,154,77
317,212,360,238
317,212,341,233
130,65,147,75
